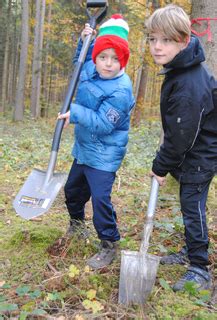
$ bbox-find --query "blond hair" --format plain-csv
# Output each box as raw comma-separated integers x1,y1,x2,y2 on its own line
145,5,191,41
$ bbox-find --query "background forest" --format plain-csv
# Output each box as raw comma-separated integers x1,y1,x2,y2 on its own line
0,0,217,319
0,0,192,121
1,0,217,121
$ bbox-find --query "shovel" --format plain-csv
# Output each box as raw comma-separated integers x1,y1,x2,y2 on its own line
118,132,164,305
13,0,108,220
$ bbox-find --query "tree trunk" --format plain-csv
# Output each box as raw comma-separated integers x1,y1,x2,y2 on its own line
41,1,52,118
133,0,160,125
133,61,149,125
30,0,46,118
9,0,19,106
0,1,5,113
14,0,29,121
191,0,217,77
1,0,11,114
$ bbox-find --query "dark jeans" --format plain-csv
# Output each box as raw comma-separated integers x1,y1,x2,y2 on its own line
180,179,212,270
64,159,120,242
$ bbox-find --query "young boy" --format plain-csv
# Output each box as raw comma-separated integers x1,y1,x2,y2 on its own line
58,15,135,269
146,5,217,291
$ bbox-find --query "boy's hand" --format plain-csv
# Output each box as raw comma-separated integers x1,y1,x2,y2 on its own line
150,171,166,186
57,111,70,128
81,23,96,41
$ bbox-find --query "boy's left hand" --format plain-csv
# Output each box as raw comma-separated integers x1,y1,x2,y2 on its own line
57,111,70,128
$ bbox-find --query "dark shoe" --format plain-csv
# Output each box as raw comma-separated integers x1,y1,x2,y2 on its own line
160,246,189,265
66,219,89,239
173,266,211,292
87,240,117,270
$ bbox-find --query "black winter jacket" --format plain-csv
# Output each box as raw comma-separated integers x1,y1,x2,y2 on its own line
152,36,217,183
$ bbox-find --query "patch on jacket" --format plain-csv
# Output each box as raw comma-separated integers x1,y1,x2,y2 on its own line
106,108,120,124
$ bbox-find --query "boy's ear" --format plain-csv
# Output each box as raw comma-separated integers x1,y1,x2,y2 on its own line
185,36,190,46
182,36,190,49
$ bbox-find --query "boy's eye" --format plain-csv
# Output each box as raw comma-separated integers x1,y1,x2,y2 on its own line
163,38,172,43
148,37,156,43
148,36,174,45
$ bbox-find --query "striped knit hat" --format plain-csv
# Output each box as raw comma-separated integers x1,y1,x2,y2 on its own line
92,14,130,69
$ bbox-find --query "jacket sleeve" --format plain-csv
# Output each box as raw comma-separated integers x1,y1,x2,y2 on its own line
152,95,203,176
69,90,134,135
72,38,95,65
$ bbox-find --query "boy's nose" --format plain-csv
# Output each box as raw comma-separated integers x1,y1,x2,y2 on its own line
154,40,163,49
106,58,112,65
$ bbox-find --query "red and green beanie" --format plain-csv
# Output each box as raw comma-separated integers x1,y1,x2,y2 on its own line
92,14,130,69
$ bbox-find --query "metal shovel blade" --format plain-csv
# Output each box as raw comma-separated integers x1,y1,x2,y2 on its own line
118,250,160,305
13,168,67,220
118,177,160,305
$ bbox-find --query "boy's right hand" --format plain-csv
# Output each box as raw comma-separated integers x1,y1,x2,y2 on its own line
57,111,70,128
81,23,96,41
150,171,166,186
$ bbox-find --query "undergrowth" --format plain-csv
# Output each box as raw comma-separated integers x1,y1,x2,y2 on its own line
0,114,216,319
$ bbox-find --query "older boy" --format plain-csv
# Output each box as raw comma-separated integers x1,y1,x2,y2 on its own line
146,5,217,291
58,15,135,269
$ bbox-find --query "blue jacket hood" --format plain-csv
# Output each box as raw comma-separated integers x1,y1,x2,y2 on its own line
164,35,205,70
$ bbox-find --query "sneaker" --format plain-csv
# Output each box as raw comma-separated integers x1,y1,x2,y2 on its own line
173,266,211,292
66,219,89,239
87,240,117,270
160,246,189,265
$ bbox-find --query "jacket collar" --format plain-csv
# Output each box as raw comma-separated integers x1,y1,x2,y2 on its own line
158,67,173,75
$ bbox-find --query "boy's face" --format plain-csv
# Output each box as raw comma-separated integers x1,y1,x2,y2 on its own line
95,48,121,79
148,32,188,65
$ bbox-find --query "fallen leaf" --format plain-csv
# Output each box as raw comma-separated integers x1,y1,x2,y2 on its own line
68,264,80,278
75,315,85,320
0,280,6,287
82,299,104,314
86,289,96,300
84,265,90,273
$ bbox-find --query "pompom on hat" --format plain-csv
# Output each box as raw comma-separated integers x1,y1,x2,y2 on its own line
92,14,130,69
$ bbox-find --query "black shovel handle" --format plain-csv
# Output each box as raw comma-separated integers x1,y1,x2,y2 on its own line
51,4,108,153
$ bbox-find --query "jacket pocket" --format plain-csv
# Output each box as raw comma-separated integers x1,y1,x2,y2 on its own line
180,169,214,183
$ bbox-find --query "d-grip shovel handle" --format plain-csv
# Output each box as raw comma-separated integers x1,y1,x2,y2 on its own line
51,32,94,153
51,4,108,153
42,3,108,187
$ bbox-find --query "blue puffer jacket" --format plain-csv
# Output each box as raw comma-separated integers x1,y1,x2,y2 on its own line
69,39,135,172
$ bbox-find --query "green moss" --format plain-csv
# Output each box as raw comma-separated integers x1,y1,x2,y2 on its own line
87,273,117,299
1,116,215,319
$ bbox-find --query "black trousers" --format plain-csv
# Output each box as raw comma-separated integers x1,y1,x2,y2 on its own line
180,179,212,270
64,159,120,242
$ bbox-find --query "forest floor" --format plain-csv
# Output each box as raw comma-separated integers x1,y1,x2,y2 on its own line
0,114,216,319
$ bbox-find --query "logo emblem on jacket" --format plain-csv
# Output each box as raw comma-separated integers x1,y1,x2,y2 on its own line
106,108,120,124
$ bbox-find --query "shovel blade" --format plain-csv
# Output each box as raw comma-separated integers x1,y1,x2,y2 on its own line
118,250,160,305
13,168,67,220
